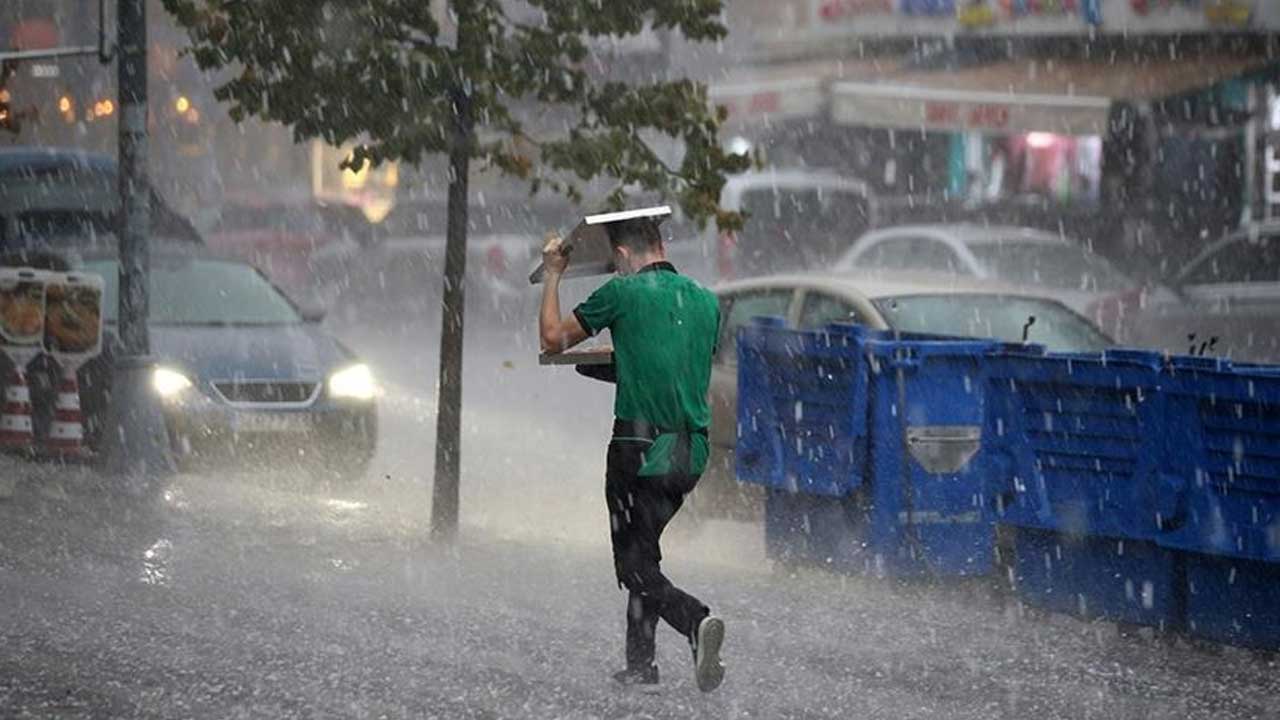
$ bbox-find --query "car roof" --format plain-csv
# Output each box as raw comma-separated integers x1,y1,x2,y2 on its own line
716,270,1075,303
76,244,233,264
724,168,869,193
0,147,116,176
861,223,1069,247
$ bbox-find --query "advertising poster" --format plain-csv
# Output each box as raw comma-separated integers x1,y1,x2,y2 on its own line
0,270,45,349
42,274,104,359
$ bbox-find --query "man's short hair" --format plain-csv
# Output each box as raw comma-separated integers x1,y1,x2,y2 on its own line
605,218,662,254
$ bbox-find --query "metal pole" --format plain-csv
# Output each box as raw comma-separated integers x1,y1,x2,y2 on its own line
117,0,148,357
98,0,175,490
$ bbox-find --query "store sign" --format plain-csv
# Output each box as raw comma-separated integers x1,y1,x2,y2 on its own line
29,64,60,79
816,0,895,22
831,81,1112,136
1131,1,1254,27
806,0,1263,36
709,78,825,125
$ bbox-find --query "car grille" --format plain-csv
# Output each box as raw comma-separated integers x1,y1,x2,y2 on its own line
214,381,319,405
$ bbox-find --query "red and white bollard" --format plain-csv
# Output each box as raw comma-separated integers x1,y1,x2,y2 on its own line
0,363,34,451
44,364,88,458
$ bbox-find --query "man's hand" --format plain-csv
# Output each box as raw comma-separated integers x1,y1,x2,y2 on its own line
541,231,570,277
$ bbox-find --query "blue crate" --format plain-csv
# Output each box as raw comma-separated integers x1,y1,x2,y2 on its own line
1160,358,1280,565
986,348,1186,626
1007,525,1182,631
740,321,999,577
736,318,869,497
861,332,1001,576
985,349,1171,541
1184,553,1280,650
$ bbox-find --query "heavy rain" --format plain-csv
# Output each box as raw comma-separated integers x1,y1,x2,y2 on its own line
2,1,1280,717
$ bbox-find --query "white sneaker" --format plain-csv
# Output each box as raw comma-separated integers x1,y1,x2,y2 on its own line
692,615,725,693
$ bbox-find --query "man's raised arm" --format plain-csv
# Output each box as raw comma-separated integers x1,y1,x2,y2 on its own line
538,232,589,353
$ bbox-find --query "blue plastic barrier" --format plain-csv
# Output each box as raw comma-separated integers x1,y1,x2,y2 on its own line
739,322,997,577
1159,358,1280,648
738,317,1280,648
985,348,1182,627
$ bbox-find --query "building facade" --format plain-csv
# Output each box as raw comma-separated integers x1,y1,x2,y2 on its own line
711,0,1280,269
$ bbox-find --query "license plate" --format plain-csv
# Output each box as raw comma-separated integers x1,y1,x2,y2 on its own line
231,412,312,434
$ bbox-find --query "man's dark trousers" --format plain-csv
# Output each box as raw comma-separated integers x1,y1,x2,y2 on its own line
605,434,710,670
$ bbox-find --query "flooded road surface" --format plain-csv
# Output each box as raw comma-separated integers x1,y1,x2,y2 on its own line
1,320,1277,719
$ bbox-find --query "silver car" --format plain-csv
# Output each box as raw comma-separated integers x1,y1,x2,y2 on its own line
1126,223,1280,363
833,223,1138,320
691,271,1113,521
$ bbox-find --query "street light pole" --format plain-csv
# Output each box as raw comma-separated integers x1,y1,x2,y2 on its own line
98,0,174,490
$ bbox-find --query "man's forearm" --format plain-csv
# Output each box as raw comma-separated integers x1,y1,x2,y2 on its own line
539,271,564,352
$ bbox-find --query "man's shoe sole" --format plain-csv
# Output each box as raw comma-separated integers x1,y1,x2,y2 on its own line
694,617,725,693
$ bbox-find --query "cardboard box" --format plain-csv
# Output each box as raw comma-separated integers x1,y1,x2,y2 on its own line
528,206,671,284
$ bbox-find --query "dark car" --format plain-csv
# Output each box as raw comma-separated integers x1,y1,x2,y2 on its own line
0,146,201,254
73,250,377,481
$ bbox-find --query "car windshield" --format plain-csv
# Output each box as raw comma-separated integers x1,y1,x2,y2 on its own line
84,257,302,326
1180,234,1280,285
968,241,1131,292
874,294,1111,353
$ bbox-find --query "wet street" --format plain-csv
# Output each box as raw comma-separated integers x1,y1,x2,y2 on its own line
2,321,1279,719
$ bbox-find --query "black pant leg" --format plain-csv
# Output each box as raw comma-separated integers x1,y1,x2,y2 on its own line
625,591,659,669
605,439,709,667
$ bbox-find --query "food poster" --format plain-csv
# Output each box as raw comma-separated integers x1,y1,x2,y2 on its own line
0,269,46,350
43,273,104,360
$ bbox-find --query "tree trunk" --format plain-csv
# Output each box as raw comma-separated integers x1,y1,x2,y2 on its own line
430,85,472,541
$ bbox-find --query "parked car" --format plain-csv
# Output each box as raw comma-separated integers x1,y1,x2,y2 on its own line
0,147,201,254
1123,223,1280,363
832,223,1146,326
72,249,378,481
693,271,1113,520
206,199,372,306
669,169,875,286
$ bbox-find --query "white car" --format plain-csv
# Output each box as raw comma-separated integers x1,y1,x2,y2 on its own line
692,271,1113,521
1125,223,1280,363
833,223,1138,319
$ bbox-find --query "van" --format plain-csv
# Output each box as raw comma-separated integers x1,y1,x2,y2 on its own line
666,168,876,285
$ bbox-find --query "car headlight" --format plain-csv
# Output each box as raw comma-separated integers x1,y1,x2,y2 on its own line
153,367,193,398
328,363,376,400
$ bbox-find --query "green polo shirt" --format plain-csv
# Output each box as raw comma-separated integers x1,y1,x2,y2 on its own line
573,262,720,477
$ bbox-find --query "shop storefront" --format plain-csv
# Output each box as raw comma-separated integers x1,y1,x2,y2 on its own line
713,0,1280,263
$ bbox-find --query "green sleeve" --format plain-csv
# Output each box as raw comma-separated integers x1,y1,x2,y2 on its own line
573,278,624,336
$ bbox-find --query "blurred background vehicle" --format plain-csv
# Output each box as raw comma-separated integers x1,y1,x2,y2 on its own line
1123,222,1280,363
694,271,1113,521
668,168,875,286
205,197,372,306
832,223,1157,332
72,248,378,482
330,197,572,328
0,146,201,254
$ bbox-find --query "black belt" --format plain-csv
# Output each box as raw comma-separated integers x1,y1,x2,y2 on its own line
612,419,708,441
612,419,708,476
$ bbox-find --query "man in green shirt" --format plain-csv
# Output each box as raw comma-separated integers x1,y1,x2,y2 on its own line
539,216,726,693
